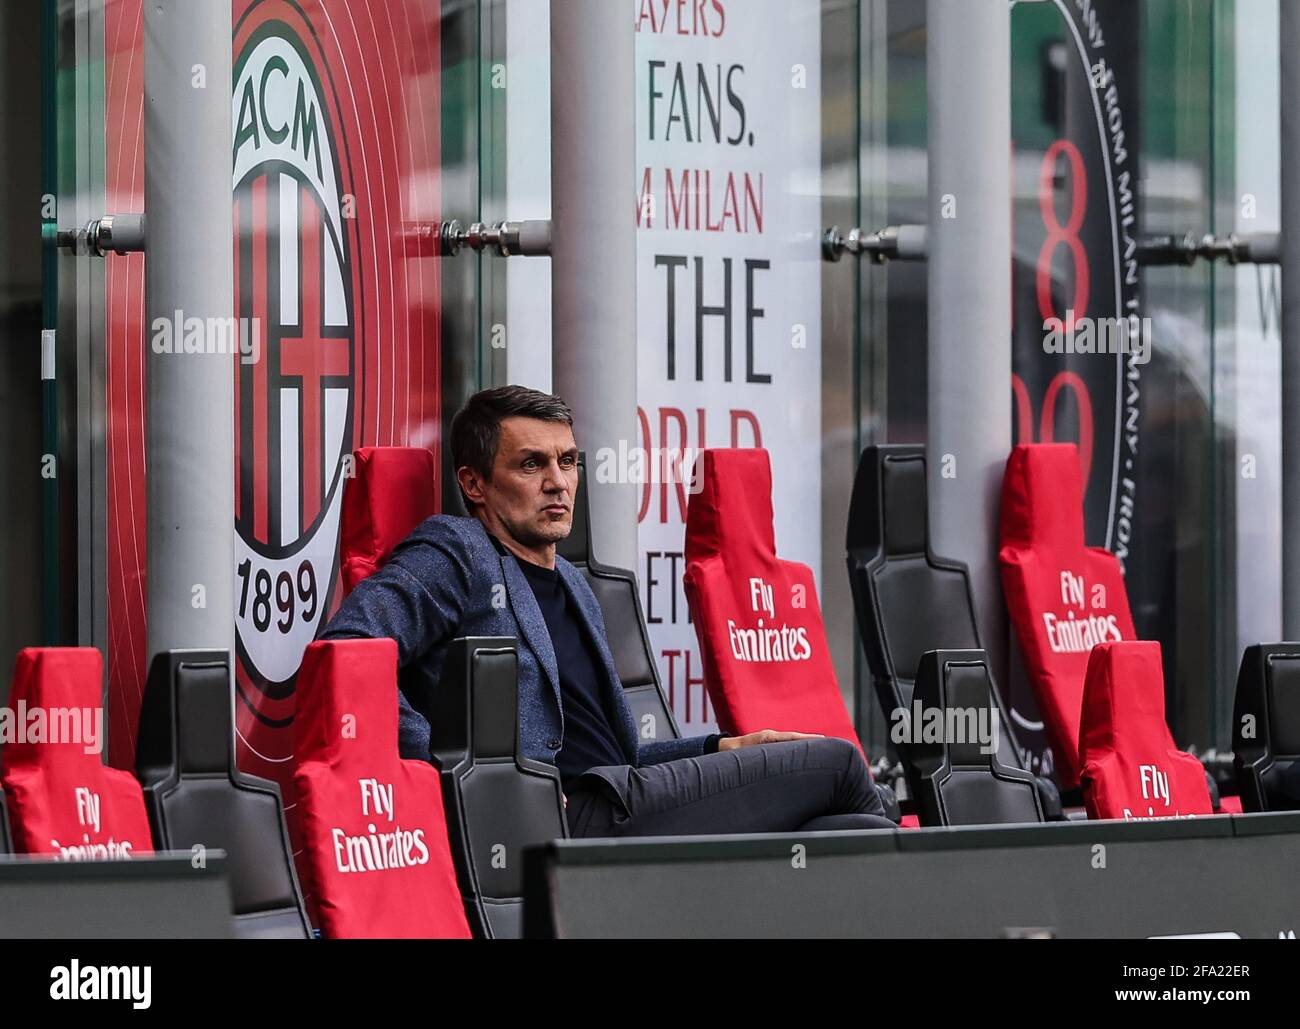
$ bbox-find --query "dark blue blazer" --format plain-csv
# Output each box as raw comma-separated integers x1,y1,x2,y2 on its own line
321,514,711,791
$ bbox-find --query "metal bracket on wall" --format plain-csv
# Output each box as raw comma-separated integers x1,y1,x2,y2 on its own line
823,224,927,264
55,213,146,257
1138,231,1279,266
403,218,552,258
823,225,1282,269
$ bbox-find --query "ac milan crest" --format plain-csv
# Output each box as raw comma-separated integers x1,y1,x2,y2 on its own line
232,1,357,735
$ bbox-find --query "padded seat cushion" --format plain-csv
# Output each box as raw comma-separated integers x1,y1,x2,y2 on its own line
999,444,1136,788
293,639,470,939
684,449,857,743
1,648,153,859
340,447,437,593
1079,642,1212,821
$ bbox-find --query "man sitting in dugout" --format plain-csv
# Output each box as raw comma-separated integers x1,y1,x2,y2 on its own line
323,385,894,837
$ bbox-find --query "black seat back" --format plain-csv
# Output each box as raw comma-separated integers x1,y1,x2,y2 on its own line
1233,643,1300,812
912,651,1044,825
430,637,568,939
557,454,681,744
135,650,310,939
846,445,1019,768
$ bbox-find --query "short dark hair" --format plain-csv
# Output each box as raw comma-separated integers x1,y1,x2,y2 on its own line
449,385,575,506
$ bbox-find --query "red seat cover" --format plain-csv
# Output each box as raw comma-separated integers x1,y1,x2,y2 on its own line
998,444,1136,788
1079,642,1212,820
340,447,437,594
293,639,470,939
683,448,859,745
1,648,153,859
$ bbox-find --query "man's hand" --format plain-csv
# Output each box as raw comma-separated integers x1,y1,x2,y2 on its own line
718,729,824,751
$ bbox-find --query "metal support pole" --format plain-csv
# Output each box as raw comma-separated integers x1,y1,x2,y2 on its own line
143,1,234,662
926,0,1012,677
550,0,637,571
1281,2,1300,636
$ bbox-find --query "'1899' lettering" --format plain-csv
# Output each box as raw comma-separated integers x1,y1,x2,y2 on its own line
237,558,317,634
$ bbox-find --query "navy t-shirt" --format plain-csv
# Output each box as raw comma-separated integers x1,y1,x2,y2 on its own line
515,557,630,786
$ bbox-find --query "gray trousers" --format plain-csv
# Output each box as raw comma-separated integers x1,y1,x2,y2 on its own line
565,736,895,838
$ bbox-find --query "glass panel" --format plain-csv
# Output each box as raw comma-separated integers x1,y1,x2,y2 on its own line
1225,0,1283,744
0,4,50,683
1005,0,1147,780
440,0,489,495
45,0,482,785
1133,0,1217,754
23,0,1289,804
856,0,930,755
487,0,553,397
821,0,867,741
633,0,830,735
852,0,1267,783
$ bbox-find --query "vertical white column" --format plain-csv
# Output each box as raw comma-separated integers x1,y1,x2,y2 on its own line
1279,1,1300,636
143,0,235,660
926,0,1013,671
550,0,637,570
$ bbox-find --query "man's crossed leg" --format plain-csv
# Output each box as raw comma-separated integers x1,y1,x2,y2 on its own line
565,736,896,838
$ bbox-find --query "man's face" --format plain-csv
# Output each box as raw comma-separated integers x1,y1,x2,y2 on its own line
462,417,579,548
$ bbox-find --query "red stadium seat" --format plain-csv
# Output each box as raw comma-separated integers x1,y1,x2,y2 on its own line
1,648,153,859
293,638,471,939
1079,642,1213,820
684,448,859,743
340,446,437,594
998,444,1137,788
